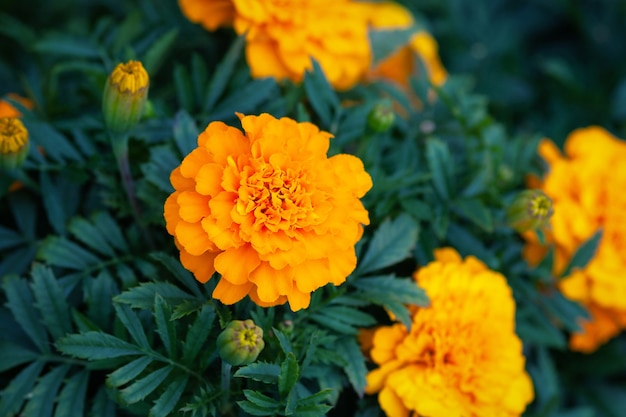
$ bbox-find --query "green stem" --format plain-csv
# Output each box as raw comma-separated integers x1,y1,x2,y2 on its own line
110,132,154,249
220,360,233,415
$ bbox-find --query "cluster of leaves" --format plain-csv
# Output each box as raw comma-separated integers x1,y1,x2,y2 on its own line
1,1,625,417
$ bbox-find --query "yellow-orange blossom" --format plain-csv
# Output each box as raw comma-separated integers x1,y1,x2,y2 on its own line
524,126,626,352
164,113,372,311
364,248,533,417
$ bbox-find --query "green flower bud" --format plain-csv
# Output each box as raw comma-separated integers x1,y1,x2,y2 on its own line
217,319,265,366
367,100,395,132
506,189,554,233
102,60,149,133
0,117,29,171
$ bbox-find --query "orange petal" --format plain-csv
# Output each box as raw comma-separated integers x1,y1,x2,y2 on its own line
214,244,261,285
195,163,224,196
213,278,253,305
164,192,181,236
180,147,210,179
179,247,219,283
286,288,311,311
245,40,292,82
248,262,292,303
175,220,215,255
292,258,331,293
177,191,210,223
170,167,195,191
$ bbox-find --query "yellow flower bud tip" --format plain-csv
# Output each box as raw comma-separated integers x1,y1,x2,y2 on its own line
506,189,554,233
0,117,28,154
0,117,29,170
109,61,149,94
217,319,265,366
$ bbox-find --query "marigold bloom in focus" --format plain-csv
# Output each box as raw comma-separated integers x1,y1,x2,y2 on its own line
360,1,448,87
164,113,372,311
523,126,626,352
102,60,149,133
364,248,534,417
178,0,372,90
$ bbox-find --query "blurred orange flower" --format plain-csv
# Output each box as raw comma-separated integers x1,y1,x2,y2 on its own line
364,248,533,417
164,113,372,311
0,94,33,118
523,126,626,352
178,0,235,30
359,1,447,87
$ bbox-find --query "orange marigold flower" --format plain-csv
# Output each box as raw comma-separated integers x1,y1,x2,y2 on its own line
178,0,372,90
360,1,448,87
523,126,626,352
365,248,534,417
164,113,372,311
0,94,33,118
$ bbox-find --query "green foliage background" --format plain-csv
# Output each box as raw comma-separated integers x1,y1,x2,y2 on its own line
1,0,625,416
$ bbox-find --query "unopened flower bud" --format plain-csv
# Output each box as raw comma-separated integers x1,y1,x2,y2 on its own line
367,100,395,132
217,319,265,366
0,117,29,170
506,189,553,233
102,60,149,133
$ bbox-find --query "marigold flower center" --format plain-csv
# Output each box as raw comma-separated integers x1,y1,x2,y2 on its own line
237,158,317,232
238,329,258,348
109,61,149,94
0,117,28,154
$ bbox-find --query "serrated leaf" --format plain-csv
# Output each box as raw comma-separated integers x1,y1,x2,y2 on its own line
356,214,419,275
154,295,177,358
56,331,143,360
171,299,206,320
3,275,50,353
181,305,215,365
173,109,199,157
54,370,89,417
561,230,603,278
336,338,367,396
107,356,153,388
114,282,195,310
425,137,454,201
303,59,339,128
150,252,203,297
67,216,116,257
353,275,429,306
31,264,73,340
279,352,299,398
119,365,174,405
234,362,281,383
114,304,150,350
238,391,280,416
0,225,25,251
37,236,100,270
0,360,45,417
273,328,293,354
0,341,39,372
310,306,376,335
21,364,70,417
149,374,189,417
39,172,69,235
92,211,128,252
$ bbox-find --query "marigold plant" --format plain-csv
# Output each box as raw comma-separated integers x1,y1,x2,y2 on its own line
364,248,534,417
523,126,626,352
164,113,372,311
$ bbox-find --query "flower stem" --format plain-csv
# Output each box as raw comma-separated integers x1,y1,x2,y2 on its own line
110,131,154,249
220,360,233,415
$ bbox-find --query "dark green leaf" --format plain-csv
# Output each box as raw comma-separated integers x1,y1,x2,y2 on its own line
150,252,203,297
32,34,99,57
92,211,128,252
356,214,419,275
0,341,39,372
154,295,177,358
31,264,73,340
210,78,279,120
0,360,45,417
67,216,116,257
0,225,25,251
149,374,189,417
238,390,280,416
425,137,454,201
56,331,144,360
181,305,215,365
173,109,199,156
119,365,174,404
114,282,195,310
369,27,416,64
28,121,83,163
114,304,150,350
452,198,494,232
204,34,246,112
21,364,70,417
107,356,153,388
143,29,178,75
303,59,339,128
561,230,603,278
234,362,281,383
4,275,49,353
336,338,367,396
54,370,89,417
37,236,101,270
279,352,299,398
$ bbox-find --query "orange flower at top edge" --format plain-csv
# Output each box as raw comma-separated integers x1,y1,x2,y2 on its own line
164,113,372,311
523,126,626,353
360,1,448,87
178,0,236,30
364,248,534,417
